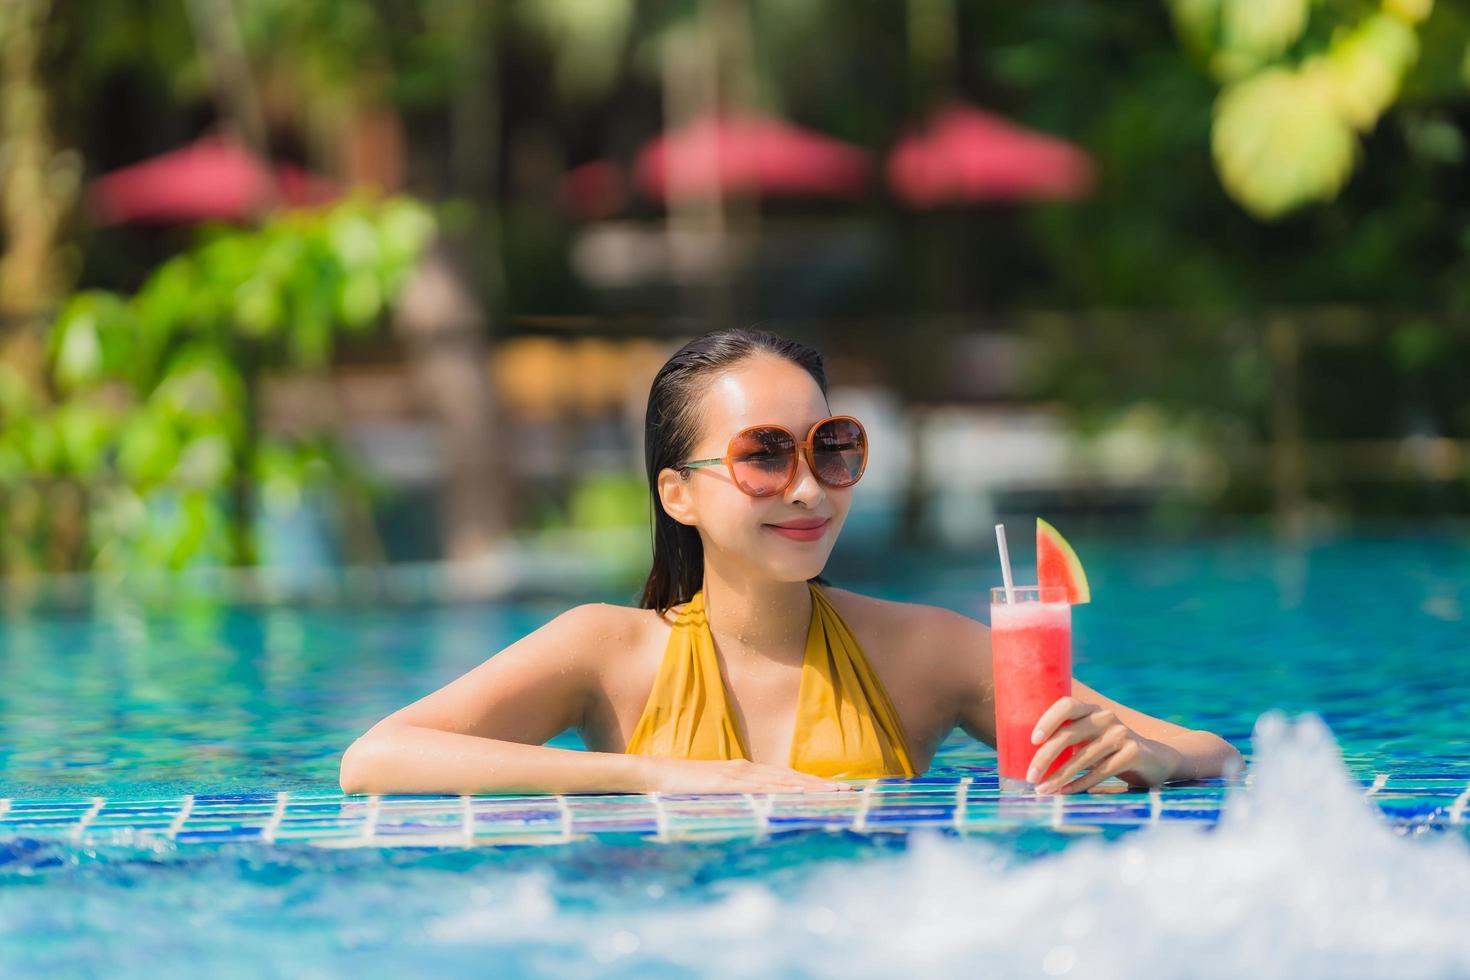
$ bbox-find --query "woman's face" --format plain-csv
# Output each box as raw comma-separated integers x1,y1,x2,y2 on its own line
657,354,854,583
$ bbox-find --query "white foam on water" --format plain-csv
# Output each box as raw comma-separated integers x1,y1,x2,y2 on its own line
426,712,1470,979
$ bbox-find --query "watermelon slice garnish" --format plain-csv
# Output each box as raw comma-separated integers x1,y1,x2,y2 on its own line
1036,518,1091,604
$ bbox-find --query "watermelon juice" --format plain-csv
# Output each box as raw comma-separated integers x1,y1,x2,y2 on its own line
989,586,1078,791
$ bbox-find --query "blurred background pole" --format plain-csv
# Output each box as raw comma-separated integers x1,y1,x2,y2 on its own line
1269,317,1306,542
394,238,509,563
897,0,957,548
710,0,760,324
184,0,276,563
0,0,74,330
436,3,509,563
447,3,505,314
661,0,758,328
0,0,81,571
184,0,276,207
906,0,955,110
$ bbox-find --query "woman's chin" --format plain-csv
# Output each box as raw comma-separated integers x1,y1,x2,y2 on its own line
763,554,831,582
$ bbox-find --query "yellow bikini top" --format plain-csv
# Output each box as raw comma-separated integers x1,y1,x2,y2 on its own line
625,581,916,779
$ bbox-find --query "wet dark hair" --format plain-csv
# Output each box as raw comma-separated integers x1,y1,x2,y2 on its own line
637,328,832,613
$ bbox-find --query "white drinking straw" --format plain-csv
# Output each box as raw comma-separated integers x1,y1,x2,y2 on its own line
995,523,1016,604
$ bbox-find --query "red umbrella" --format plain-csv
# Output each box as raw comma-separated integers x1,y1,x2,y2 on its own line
633,113,869,202
887,104,1093,208
89,134,340,226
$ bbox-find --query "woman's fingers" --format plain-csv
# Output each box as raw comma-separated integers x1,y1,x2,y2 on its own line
768,779,848,794
655,758,850,794
1029,697,1096,747
1082,779,1131,795
750,779,845,793
1026,711,1112,782
765,771,850,793
1051,741,1140,795
1035,725,1126,792
725,761,850,793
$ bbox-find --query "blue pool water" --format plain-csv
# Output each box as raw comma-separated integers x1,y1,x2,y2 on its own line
2,532,1469,977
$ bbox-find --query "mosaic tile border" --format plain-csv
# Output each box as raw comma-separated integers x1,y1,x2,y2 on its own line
3,772,1467,849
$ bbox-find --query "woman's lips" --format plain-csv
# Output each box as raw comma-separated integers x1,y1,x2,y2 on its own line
763,519,829,542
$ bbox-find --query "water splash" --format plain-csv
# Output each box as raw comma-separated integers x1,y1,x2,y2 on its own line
4,713,1468,978
424,712,1470,979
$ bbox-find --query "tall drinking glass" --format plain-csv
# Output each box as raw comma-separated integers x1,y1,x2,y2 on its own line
990,585,1078,793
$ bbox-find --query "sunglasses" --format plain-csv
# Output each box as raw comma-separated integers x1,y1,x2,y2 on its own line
679,415,868,497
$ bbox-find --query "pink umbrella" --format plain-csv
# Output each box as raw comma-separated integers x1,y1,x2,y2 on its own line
89,134,340,225
633,113,870,202
887,104,1093,208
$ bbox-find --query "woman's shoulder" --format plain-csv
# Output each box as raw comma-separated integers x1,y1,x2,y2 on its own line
555,597,687,647
531,600,655,658
820,585,989,656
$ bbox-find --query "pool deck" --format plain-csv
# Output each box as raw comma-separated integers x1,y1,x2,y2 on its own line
3,772,1468,848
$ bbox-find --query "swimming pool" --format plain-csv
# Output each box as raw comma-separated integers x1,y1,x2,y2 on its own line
3,531,1468,976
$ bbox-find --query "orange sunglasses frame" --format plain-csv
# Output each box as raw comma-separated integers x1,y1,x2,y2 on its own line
678,414,869,497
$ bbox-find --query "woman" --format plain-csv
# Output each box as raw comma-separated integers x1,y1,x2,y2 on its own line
340,328,1242,796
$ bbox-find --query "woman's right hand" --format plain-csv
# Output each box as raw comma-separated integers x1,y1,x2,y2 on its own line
643,757,852,794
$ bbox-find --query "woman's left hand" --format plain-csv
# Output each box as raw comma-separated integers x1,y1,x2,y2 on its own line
1027,696,1182,794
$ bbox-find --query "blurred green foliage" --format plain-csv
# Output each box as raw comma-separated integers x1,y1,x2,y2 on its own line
0,197,435,578
4,0,1468,571
1170,0,1443,218
561,472,651,533
531,470,653,584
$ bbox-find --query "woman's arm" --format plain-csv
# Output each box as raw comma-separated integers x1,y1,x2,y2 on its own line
339,603,846,796
341,723,651,795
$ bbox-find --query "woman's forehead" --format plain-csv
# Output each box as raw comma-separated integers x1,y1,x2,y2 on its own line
700,363,827,435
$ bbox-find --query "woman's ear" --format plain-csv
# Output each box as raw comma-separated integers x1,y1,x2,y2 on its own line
656,466,698,527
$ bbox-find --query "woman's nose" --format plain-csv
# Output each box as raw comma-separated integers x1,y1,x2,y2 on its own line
784,450,825,503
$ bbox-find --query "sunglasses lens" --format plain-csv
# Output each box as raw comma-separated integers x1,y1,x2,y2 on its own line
730,427,797,496
812,418,866,488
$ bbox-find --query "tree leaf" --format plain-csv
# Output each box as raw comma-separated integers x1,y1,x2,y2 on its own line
1320,13,1419,130
118,410,182,489
520,0,633,100
51,293,114,392
1212,66,1357,218
56,398,116,478
1168,0,1222,60
1220,0,1310,60
174,433,235,489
